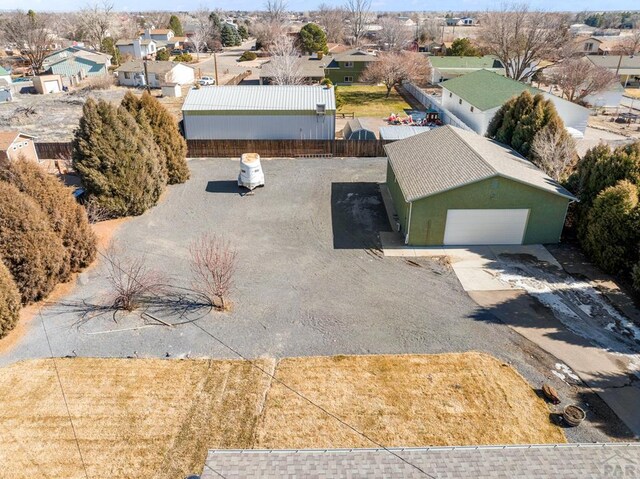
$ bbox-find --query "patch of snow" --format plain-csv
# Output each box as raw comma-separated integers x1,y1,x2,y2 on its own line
555,362,580,381
552,370,566,381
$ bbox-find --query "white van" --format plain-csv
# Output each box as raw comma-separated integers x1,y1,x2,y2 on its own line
238,153,265,190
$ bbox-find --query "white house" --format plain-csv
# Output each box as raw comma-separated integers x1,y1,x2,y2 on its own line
182,85,336,140
115,60,195,87
440,69,590,136
116,38,157,59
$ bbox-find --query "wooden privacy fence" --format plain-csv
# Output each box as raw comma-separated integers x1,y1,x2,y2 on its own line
36,140,391,160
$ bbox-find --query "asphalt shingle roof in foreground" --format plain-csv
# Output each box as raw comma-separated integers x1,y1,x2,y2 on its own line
384,125,576,202
201,443,640,478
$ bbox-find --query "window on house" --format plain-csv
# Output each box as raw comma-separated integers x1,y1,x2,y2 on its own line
459,99,462,105
470,106,474,112
124,72,131,79
344,76,353,82
344,61,354,68
449,92,452,98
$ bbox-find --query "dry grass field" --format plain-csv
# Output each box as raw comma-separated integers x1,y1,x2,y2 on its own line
0,353,564,479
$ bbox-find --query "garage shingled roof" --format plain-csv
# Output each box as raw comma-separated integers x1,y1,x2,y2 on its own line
384,125,576,202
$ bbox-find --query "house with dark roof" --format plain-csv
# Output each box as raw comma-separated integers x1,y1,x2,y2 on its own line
440,69,590,136
385,126,576,246
324,49,378,85
259,55,329,85
429,55,504,84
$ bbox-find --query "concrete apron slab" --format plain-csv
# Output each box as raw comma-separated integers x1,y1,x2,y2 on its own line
470,289,640,438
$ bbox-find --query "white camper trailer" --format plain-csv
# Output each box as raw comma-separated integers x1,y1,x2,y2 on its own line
238,153,265,190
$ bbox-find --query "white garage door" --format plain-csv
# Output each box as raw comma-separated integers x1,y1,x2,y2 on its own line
443,209,529,245
44,80,60,93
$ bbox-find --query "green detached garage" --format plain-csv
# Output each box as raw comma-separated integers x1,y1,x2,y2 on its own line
385,126,576,246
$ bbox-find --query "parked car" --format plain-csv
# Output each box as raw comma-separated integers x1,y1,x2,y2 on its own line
198,76,215,86
171,49,182,55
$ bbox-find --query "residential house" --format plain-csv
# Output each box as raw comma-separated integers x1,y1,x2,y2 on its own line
428,55,505,84
42,46,111,86
0,130,38,162
586,55,640,87
385,126,576,246
116,38,157,60
115,60,195,87
140,28,181,51
181,85,336,140
324,49,378,85
446,17,475,26
582,36,625,55
440,69,590,135
259,55,329,85
0,66,11,86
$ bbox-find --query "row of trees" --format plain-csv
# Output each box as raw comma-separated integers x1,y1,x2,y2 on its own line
0,159,97,337
73,91,189,218
569,143,640,291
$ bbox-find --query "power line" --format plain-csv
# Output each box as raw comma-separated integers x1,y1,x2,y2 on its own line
39,310,90,479
190,321,437,479
94,247,436,479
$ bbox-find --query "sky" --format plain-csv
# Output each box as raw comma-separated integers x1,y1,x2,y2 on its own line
2,0,638,12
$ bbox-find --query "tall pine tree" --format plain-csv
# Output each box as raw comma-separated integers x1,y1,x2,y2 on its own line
72,98,167,217
121,91,190,184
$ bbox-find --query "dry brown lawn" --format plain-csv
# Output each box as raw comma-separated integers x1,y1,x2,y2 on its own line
0,353,564,479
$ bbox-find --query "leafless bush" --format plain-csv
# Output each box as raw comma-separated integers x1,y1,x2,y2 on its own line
531,126,577,182
80,75,115,91
84,197,113,223
189,233,237,310
103,242,165,312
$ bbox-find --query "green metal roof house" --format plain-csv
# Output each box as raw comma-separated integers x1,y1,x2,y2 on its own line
385,126,576,246
440,69,590,136
429,55,504,84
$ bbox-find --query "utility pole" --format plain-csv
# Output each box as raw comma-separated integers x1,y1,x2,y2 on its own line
143,58,151,93
213,51,219,85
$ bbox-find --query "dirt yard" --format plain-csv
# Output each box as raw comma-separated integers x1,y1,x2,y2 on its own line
0,353,564,479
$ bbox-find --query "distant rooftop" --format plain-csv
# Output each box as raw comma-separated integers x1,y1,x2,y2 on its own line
202,444,640,478
181,85,336,112
441,69,538,111
430,55,504,70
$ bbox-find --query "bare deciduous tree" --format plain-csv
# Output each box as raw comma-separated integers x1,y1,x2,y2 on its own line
546,58,618,103
80,0,114,50
316,4,347,43
140,11,171,29
264,35,304,84
104,243,165,312
251,21,286,50
418,17,442,44
531,126,577,182
378,17,412,51
344,0,371,46
478,3,570,81
361,51,431,97
618,31,640,55
189,233,237,310
190,6,212,60
1,10,53,73
265,0,288,23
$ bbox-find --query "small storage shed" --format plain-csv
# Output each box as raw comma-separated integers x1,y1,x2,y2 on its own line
181,85,336,140
33,75,63,94
385,126,576,246
343,118,376,140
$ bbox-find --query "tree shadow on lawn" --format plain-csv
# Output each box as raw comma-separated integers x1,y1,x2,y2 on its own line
330,182,391,250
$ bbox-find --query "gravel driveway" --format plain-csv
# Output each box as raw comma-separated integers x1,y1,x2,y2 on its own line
0,158,632,442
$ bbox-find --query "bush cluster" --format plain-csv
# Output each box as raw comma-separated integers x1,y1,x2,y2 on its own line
571,142,640,288
174,53,193,62
0,260,21,338
238,50,257,62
